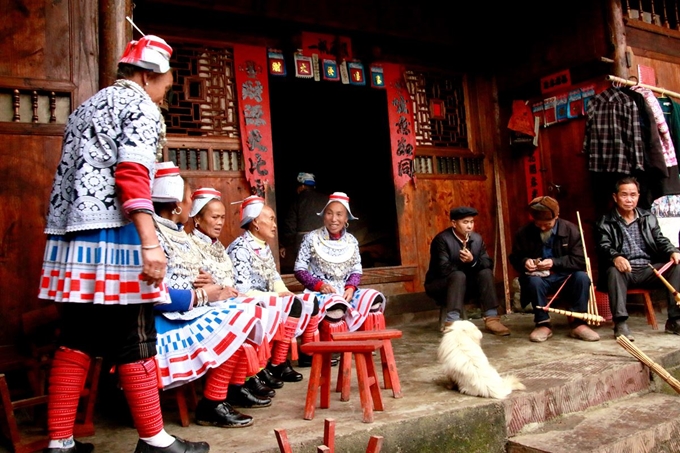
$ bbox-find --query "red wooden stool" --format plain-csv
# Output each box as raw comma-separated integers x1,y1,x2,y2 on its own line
274,417,384,453
300,341,384,423
330,329,403,400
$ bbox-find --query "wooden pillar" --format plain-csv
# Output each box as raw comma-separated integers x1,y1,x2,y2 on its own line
99,0,132,89
607,0,629,78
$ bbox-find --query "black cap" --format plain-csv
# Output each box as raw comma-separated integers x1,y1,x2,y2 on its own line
450,206,478,220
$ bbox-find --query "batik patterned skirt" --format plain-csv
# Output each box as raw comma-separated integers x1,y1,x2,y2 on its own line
39,224,169,305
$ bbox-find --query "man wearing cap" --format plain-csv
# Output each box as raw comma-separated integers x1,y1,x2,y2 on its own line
510,196,599,342
280,172,329,273
37,35,209,453
425,206,510,336
596,176,680,341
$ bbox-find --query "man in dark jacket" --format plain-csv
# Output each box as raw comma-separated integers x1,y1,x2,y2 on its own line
510,196,599,343
596,176,680,341
425,206,510,336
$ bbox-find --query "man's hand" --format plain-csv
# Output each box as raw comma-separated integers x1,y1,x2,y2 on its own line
536,258,553,270
524,258,538,272
671,252,680,265
613,256,632,273
459,248,473,263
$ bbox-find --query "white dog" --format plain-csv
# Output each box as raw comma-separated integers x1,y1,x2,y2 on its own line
438,320,525,399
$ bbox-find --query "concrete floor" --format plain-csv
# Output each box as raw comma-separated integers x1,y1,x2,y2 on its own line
3,307,680,453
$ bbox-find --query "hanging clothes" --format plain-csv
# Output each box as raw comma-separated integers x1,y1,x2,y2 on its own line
659,96,680,164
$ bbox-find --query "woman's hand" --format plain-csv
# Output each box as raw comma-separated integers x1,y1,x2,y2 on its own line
319,283,337,294
343,287,355,302
141,248,167,287
221,285,240,299
193,269,214,288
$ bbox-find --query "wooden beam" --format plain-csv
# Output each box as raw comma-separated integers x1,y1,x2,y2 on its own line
607,0,629,77
99,0,132,89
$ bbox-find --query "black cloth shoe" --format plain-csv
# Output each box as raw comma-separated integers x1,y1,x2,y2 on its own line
44,441,94,453
194,398,253,428
226,384,272,408
257,368,284,389
614,321,635,341
134,436,210,452
297,353,339,368
665,318,680,335
267,360,303,382
244,375,275,398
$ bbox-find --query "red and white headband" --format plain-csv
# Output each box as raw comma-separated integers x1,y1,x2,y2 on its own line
119,35,173,74
151,162,183,203
189,187,222,217
239,195,265,228
318,192,358,220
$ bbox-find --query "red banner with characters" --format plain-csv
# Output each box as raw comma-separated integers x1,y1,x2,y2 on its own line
383,63,416,191
234,44,275,196
524,151,544,203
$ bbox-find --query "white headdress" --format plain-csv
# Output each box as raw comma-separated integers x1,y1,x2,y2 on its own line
318,192,358,220
151,162,183,203
189,187,222,217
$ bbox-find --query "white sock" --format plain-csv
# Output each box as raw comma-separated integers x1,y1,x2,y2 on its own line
48,437,75,449
140,429,175,448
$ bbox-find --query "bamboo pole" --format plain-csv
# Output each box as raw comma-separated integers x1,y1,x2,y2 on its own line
606,75,680,99
648,263,680,305
540,306,605,323
617,336,680,394
577,211,600,325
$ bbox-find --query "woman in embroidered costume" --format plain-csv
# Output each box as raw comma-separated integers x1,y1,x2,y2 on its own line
294,192,387,349
38,37,208,453
151,166,270,428
227,196,320,383
187,187,283,407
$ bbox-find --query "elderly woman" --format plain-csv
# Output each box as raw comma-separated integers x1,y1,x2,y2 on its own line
294,192,387,349
188,187,282,405
151,164,267,429
38,36,208,453
228,196,319,383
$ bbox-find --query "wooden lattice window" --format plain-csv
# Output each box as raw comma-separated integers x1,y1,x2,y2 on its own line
164,43,239,137
404,70,468,148
166,137,243,172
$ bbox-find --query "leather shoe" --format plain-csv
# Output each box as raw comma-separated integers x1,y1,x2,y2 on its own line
44,441,94,453
297,352,339,368
226,384,272,408
134,436,210,452
267,360,303,382
194,398,253,428
244,375,275,398
257,368,283,389
569,324,600,342
529,325,553,342
614,321,635,341
665,318,680,335
483,316,511,336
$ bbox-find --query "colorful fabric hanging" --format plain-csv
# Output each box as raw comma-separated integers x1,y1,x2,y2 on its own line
294,53,313,78
370,65,385,88
348,61,365,86
322,59,339,81
267,49,286,76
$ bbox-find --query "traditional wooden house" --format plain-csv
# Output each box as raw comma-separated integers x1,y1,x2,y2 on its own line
2,0,680,345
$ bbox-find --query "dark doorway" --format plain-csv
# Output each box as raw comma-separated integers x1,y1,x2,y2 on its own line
269,76,401,273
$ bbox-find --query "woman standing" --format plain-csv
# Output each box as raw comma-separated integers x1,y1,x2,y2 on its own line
294,192,387,348
228,196,319,383
38,37,209,453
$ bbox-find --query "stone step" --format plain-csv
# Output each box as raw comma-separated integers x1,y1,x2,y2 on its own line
507,392,680,453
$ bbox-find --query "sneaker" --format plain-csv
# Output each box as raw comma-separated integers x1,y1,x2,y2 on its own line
614,321,635,341
529,325,553,342
665,318,680,335
134,436,210,452
483,316,511,336
569,324,600,342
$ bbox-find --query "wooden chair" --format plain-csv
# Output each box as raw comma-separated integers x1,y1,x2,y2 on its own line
275,418,384,453
594,289,657,329
300,341,384,423
330,329,403,399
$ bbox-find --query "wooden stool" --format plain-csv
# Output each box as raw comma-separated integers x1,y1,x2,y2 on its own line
330,329,403,399
300,341,384,423
627,288,658,330
172,380,199,427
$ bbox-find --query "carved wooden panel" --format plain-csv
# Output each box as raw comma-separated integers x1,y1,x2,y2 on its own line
165,43,239,137
165,137,243,172
0,89,70,124
404,70,468,149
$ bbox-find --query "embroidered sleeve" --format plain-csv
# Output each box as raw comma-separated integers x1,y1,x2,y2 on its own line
294,269,323,291
345,273,361,288
229,240,257,294
118,98,161,169
116,161,153,216
293,232,313,272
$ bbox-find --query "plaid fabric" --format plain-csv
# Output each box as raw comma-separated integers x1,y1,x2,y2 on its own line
618,217,651,268
583,87,645,173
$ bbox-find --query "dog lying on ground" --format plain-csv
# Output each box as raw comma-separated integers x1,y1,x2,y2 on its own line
438,320,525,399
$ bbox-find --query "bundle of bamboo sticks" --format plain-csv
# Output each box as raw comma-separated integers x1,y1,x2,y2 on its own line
540,306,605,323
577,211,600,326
616,335,680,394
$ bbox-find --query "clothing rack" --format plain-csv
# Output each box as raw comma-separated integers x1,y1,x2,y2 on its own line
607,75,680,100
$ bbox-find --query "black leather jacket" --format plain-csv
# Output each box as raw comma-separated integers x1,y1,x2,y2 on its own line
424,229,492,286
595,208,679,289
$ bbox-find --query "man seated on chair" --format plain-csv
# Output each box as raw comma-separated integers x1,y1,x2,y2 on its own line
510,196,599,343
595,176,680,341
424,206,510,336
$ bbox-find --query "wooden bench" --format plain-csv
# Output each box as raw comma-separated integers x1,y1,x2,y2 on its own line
330,329,403,399
300,341,384,423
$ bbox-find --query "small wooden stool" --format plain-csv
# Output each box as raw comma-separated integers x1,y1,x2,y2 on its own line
300,341,384,423
330,329,403,399
627,288,658,330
